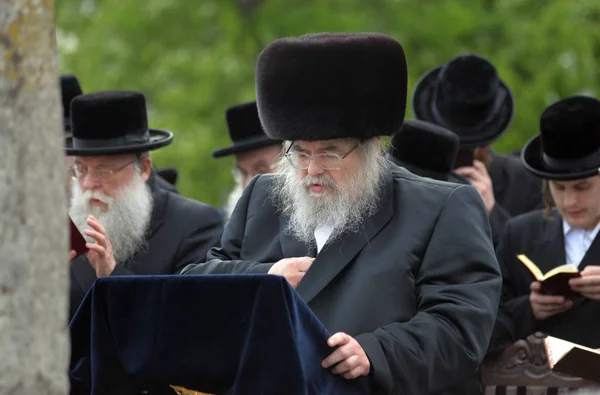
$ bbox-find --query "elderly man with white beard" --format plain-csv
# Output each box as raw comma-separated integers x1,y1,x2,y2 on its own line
181,33,502,395
67,90,224,321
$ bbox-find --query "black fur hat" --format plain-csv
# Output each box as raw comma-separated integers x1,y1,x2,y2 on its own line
212,101,281,158
522,95,600,180
387,119,460,181
65,91,173,156
256,32,407,141
412,54,514,148
61,74,83,132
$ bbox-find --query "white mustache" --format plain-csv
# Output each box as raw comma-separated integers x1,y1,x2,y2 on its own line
82,190,113,206
302,175,337,188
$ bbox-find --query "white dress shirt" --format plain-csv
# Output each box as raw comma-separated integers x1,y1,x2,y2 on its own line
314,224,334,254
563,220,600,267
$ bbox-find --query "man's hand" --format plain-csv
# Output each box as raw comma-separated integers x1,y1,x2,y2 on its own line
83,216,116,278
530,281,573,320
267,257,314,288
455,160,496,213
569,265,600,300
322,332,370,379
68,249,77,264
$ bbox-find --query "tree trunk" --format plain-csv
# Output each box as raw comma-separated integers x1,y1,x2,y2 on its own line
0,0,69,394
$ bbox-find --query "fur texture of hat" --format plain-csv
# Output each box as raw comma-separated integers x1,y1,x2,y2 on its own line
256,32,407,141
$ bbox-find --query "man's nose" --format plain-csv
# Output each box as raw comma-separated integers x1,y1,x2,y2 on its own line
306,159,324,177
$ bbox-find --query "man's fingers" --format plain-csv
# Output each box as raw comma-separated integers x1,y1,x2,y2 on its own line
84,229,107,246
343,366,367,380
331,355,359,375
530,282,542,292
87,216,107,234
531,294,566,305
68,250,77,261
328,332,350,348
296,258,315,272
86,242,105,257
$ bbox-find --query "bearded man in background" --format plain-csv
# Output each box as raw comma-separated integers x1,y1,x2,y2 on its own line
67,90,223,320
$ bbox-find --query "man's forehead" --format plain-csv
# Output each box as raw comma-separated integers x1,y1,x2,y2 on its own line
292,138,356,151
74,154,135,166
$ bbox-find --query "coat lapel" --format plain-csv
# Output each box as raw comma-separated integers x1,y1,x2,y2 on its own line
531,210,566,273
294,170,395,304
576,227,600,272
279,215,314,258
146,172,167,239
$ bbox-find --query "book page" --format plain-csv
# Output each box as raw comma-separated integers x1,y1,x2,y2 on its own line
545,336,574,368
543,264,579,281
517,254,543,280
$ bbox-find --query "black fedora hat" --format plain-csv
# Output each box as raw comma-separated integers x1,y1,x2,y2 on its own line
387,119,460,181
212,101,281,158
65,90,173,156
61,74,83,133
522,95,600,181
256,32,407,141
412,54,514,149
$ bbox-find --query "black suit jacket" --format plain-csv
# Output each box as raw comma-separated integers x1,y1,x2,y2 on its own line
487,153,544,247
489,209,600,355
69,174,224,320
182,166,502,395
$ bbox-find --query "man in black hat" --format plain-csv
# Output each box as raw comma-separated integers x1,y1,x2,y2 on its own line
59,74,179,195
387,119,470,183
182,33,501,395
212,101,282,221
67,90,223,320
61,74,84,200
412,54,544,247
489,96,600,355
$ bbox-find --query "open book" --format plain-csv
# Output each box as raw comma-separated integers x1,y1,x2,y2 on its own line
517,254,580,297
544,335,600,384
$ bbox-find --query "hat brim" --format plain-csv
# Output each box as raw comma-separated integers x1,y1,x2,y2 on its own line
212,136,282,158
411,66,515,149
522,135,600,181
65,129,173,156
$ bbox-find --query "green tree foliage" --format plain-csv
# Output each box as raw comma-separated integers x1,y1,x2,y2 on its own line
56,0,600,206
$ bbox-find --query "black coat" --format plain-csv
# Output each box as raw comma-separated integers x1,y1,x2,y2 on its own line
487,153,544,247
182,166,502,395
489,209,600,355
69,175,224,321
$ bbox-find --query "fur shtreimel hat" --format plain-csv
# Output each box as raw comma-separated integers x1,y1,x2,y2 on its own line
522,95,600,180
388,119,460,181
256,32,408,141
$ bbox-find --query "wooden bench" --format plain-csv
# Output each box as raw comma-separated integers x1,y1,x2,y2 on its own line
481,332,600,394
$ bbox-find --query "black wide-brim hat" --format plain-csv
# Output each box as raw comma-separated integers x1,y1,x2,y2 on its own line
522,95,600,180
412,54,514,149
256,32,408,141
61,74,83,133
387,119,460,181
212,101,281,158
65,90,173,156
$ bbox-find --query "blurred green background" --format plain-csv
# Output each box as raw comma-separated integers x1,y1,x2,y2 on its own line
56,0,600,207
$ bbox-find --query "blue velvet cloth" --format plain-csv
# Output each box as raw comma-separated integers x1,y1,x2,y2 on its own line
69,274,371,395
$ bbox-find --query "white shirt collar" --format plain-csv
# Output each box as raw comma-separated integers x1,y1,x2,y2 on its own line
563,219,600,240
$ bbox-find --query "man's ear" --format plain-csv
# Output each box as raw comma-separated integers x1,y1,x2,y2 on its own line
140,155,152,181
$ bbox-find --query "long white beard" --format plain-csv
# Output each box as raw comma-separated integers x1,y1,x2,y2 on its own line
270,140,387,248
69,174,153,264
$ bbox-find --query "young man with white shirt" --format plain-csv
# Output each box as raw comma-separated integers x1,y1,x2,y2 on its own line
488,95,600,356
182,33,501,395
